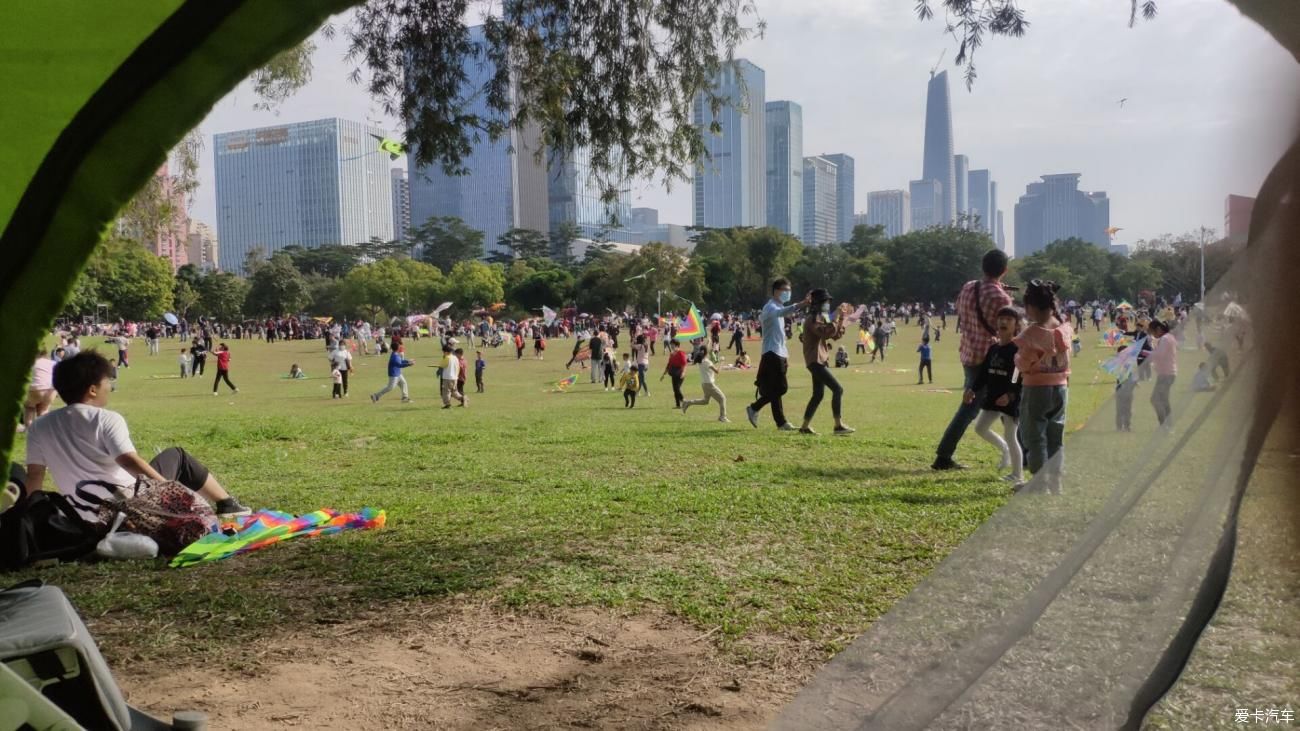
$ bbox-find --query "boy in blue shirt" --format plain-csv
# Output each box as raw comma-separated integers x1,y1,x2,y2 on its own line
371,346,414,403
474,351,486,393
917,339,933,384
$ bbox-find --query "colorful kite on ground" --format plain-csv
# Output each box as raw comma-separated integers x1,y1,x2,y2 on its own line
170,508,385,568
555,374,578,391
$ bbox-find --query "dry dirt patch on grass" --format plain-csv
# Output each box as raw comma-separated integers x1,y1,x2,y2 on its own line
120,601,817,730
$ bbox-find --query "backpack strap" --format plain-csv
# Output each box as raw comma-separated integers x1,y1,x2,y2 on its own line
74,480,132,508
970,281,999,336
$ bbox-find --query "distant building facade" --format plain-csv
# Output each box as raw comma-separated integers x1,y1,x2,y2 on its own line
802,156,839,245
953,154,969,225
996,210,1006,252
630,207,659,227
693,59,766,228
968,168,992,233
765,101,803,237
1013,173,1110,257
909,179,942,231
214,117,394,273
867,189,911,238
821,153,855,242
390,168,411,242
548,147,634,243
922,71,956,225
1224,194,1255,240
407,25,547,257
186,221,219,272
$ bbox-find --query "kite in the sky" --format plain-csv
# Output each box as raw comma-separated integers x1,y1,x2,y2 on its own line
1117,98,1127,107
1105,226,1123,239
370,133,406,160
542,305,557,326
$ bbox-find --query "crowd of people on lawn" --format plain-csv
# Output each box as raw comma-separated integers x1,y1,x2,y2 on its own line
13,247,1244,544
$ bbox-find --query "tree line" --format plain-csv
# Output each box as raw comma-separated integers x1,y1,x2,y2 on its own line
63,217,1226,324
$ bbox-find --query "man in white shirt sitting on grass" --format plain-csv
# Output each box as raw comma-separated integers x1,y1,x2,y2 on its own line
23,351,251,523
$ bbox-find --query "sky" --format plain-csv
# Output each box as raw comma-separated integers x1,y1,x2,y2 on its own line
188,0,1300,255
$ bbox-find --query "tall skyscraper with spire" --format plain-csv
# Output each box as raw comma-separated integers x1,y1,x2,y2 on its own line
919,70,956,226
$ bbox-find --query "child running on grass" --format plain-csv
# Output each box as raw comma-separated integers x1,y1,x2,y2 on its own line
619,354,639,408
681,345,728,422
439,343,466,409
1013,280,1072,495
967,306,1024,486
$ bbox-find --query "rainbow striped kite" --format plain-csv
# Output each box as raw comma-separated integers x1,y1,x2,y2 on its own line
1101,327,1132,348
170,508,385,568
556,374,578,390
1100,336,1146,382
662,305,704,340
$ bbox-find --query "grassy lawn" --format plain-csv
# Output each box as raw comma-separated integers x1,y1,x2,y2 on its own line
11,325,1118,667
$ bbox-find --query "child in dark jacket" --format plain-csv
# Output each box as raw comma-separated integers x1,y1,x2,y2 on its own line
966,306,1024,484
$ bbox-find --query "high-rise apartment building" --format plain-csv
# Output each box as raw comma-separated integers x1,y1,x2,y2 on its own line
821,153,855,242
989,180,999,236
548,147,634,243
996,210,1006,252
186,221,219,272
1013,174,1110,256
802,156,838,245
968,168,991,233
1224,194,1255,239
921,71,956,225
693,59,766,228
867,189,911,239
390,168,411,242
953,154,969,224
765,101,803,237
630,207,659,227
407,25,548,257
214,118,394,272
909,179,942,231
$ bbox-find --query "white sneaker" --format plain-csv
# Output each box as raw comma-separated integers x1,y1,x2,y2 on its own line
746,405,759,428
777,423,798,432
719,417,731,423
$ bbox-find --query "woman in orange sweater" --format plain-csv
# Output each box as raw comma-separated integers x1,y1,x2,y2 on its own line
1013,281,1073,495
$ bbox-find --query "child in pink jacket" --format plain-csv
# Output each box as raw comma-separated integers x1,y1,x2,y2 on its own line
1013,280,1073,495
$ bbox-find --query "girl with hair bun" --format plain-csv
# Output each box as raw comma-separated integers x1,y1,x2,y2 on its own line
1013,280,1073,495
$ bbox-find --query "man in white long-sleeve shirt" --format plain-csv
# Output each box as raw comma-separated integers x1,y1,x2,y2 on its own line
745,278,810,430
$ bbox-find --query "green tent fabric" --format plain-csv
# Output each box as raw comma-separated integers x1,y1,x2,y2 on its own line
0,0,356,469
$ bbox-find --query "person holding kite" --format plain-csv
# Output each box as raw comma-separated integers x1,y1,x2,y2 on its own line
745,278,811,431
797,289,855,436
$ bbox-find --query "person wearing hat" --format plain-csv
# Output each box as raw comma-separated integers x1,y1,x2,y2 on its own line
797,289,856,436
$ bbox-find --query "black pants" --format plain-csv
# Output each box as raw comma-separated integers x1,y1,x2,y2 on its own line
603,366,616,388
670,372,685,407
150,447,210,493
919,359,933,383
332,383,343,398
476,374,484,393
624,390,637,407
804,363,844,422
749,352,789,426
192,355,206,375
213,369,236,392
339,369,349,395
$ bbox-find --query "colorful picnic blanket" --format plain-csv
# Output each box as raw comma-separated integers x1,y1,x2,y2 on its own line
169,508,386,568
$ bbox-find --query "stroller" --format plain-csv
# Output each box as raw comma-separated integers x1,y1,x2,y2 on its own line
0,579,207,729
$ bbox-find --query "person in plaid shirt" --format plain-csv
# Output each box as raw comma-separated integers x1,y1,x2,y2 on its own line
933,250,1014,470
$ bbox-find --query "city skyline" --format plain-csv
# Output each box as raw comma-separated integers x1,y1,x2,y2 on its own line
693,60,767,228
186,1,1300,256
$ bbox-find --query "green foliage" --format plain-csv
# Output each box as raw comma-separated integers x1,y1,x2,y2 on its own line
789,244,885,306
1010,237,1182,302
1130,230,1233,300
495,228,550,262
872,226,991,303
342,258,446,320
441,260,505,315
304,274,350,319
196,272,249,322
244,253,311,317
690,227,802,310
251,39,316,111
82,239,175,320
550,221,581,265
171,279,198,317
413,216,486,274
509,268,575,311
282,244,364,279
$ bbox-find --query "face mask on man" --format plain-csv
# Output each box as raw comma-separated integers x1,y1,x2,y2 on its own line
779,290,792,304
821,302,831,314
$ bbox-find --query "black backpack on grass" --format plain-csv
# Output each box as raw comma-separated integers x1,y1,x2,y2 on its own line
0,476,103,571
